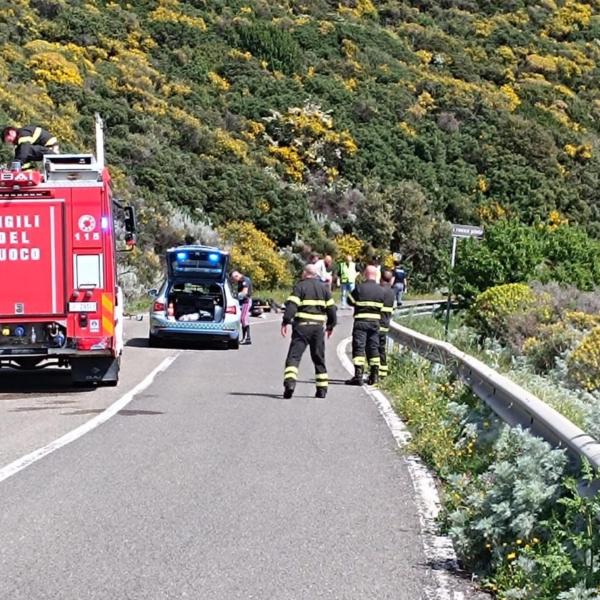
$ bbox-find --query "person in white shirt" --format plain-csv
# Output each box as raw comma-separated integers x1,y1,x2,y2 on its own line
309,253,333,288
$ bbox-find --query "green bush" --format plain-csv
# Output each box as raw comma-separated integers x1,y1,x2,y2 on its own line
385,349,600,598
236,22,302,75
455,222,600,301
385,352,494,478
446,426,567,574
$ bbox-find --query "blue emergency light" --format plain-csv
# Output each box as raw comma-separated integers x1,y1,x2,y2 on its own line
14,326,25,337
208,253,220,263
176,252,187,261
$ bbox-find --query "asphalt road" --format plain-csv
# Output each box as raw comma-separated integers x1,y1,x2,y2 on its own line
0,313,482,599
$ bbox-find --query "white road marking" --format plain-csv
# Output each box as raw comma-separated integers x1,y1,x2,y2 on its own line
336,337,465,600
0,353,179,484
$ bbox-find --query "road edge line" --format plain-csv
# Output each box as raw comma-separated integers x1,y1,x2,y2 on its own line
0,353,179,484
336,337,464,600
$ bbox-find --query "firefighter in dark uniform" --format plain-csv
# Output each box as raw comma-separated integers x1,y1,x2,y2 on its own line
379,269,396,380
281,263,337,399
346,265,385,386
2,125,59,170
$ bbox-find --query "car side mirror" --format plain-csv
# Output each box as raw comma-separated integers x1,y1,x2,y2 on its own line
148,288,158,297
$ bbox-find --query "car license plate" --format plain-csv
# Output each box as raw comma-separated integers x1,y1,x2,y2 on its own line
69,302,97,312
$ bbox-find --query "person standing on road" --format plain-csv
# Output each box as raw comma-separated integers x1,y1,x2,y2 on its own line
338,254,357,309
392,260,408,306
322,255,334,290
281,264,337,399
230,270,253,345
346,265,385,386
378,269,396,380
310,252,334,289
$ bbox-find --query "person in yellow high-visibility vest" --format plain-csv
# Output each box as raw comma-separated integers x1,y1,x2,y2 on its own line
338,254,357,309
2,125,59,170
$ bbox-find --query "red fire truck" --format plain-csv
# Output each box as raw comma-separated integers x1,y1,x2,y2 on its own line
0,116,134,385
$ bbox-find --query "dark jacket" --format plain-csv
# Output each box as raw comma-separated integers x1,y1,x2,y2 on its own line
348,280,385,322
283,277,337,330
14,126,58,168
237,275,253,303
380,285,395,332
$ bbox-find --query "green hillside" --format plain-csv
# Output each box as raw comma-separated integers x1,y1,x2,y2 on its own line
1,0,598,291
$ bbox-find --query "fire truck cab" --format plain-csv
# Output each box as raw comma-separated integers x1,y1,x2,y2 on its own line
0,120,131,386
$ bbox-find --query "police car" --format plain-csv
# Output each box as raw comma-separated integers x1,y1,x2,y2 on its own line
148,245,242,349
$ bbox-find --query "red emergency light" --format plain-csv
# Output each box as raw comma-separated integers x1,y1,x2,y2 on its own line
0,168,42,188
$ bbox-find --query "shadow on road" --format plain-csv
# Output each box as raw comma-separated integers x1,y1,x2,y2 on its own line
124,337,151,348
295,378,348,385
125,337,229,351
228,392,316,400
0,370,95,398
8,405,163,416
62,408,164,417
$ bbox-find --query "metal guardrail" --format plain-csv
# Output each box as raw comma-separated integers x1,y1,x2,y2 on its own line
389,307,600,471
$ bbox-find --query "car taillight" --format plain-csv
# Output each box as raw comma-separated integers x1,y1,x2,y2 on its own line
225,305,237,315
153,301,166,312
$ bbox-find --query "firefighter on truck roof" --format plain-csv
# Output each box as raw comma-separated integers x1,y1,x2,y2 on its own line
281,263,337,399
346,265,385,387
2,125,59,170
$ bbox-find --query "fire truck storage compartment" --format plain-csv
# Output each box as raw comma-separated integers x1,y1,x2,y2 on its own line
0,200,65,317
167,282,225,322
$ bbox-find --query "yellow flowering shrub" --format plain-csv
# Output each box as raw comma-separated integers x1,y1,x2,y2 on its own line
469,283,537,338
264,103,358,183
565,311,600,330
334,233,364,259
544,0,592,38
149,0,207,31
208,71,230,92
547,209,569,230
526,54,559,74
228,49,252,61
568,326,600,391
27,52,83,86
338,0,377,19
499,84,521,112
564,143,592,160
398,121,417,138
416,50,432,64
476,202,509,223
215,130,248,160
218,221,292,288
477,176,490,193
268,145,304,181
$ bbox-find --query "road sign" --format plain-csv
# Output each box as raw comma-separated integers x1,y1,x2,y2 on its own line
445,223,484,339
451,224,484,239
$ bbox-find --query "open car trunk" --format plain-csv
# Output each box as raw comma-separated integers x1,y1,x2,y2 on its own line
167,281,225,322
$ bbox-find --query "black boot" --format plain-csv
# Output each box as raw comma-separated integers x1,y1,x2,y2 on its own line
315,387,327,398
283,381,295,399
241,326,252,345
345,366,364,386
368,366,379,386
